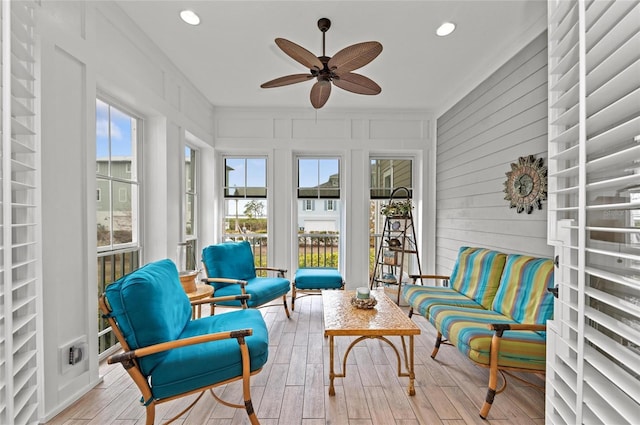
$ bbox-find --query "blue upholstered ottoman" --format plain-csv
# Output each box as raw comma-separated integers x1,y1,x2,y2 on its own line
292,268,344,310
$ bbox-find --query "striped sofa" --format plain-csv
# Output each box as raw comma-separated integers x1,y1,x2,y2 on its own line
401,247,554,419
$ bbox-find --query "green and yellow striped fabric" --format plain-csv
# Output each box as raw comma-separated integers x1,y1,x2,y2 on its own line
429,305,547,370
402,285,484,319
491,254,554,324
449,247,507,309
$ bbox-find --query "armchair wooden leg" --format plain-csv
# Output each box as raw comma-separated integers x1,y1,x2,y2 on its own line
239,336,260,425
291,286,297,311
144,403,155,425
431,332,443,359
282,294,291,318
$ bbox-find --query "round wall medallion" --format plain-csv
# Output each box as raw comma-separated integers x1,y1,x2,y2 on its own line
504,155,547,214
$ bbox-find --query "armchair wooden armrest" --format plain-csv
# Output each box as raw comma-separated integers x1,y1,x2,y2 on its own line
108,328,254,365
255,266,287,278
202,277,248,288
190,294,251,307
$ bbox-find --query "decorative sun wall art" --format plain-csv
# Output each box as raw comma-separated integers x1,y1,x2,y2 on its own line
503,155,548,214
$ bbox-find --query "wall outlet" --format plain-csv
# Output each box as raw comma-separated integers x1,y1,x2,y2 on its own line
68,345,83,365
60,336,87,374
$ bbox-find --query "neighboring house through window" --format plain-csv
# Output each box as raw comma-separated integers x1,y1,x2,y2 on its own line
96,98,141,358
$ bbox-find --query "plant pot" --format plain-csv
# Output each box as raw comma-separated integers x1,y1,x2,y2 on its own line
179,270,198,293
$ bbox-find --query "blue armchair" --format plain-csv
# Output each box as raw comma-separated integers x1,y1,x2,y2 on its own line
99,259,268,424
201,241,291,317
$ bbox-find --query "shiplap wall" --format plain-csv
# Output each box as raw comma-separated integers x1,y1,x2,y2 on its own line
435,31,553,275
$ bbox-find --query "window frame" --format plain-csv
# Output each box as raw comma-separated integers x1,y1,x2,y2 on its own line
184,144,198,240
96,97,141,253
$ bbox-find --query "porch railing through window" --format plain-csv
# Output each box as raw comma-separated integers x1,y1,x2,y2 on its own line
298,233,339,268
98,248,140,358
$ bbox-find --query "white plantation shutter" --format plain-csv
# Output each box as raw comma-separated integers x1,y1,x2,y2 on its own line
546,0,640,424
1,1,40,423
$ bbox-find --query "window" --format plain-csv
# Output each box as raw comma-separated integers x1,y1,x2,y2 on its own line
369,158,414,275
223,157,268,266
298,158,340,198
96,98,141,357
96,99,139,249
183,146,198,270
297,157,341,267
370,158,413,199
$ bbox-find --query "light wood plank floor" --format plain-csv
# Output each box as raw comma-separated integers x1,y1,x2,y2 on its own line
46,294,545,425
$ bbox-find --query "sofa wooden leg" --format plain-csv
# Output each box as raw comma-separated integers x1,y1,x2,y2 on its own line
479,328,505,419
480,369,506,419
408,307,413,318
431,332,443,359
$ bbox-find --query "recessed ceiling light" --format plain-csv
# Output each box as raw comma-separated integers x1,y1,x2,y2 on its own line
436,22,456,37
180,10,200,26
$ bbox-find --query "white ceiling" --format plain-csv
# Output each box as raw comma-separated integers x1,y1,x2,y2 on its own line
115,1,547,115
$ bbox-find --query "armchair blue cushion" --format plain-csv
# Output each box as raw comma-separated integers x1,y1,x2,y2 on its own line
202,241,256,287
202,241,291,317
105,259,192,374
102,258,268,424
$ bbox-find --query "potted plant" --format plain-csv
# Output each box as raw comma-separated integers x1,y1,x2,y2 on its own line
380,199,413,217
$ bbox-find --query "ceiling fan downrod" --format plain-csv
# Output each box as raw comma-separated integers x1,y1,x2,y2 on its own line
318,18,331,59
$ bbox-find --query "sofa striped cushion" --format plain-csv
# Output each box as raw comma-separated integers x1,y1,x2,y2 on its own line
449,247,507,309
491,254,554,324
429,305,547,370
402,284,484,319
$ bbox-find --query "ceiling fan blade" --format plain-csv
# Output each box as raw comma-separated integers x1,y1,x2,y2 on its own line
275,38,323,70
328,41,383,74
261,74,314,88
310,80,331,109
333,73,381,95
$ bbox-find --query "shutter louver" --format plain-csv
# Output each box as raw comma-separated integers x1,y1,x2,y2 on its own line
546,0,640,424
1,1,40,423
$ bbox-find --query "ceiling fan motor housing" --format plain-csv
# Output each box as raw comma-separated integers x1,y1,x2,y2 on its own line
317,18,331,32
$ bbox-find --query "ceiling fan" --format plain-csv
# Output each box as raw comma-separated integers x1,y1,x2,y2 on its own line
260,18,383,109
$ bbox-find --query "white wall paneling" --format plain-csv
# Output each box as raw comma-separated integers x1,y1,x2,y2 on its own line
214,109,434,286
435,31,552,275
36,1,215,420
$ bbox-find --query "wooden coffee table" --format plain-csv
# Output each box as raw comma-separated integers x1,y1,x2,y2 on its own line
322,289,420,396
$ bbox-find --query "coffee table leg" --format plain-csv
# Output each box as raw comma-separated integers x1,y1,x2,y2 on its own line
408,335,415,396
328,335,336,396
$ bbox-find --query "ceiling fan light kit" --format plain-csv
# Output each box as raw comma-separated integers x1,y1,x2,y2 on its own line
261,18,383,109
